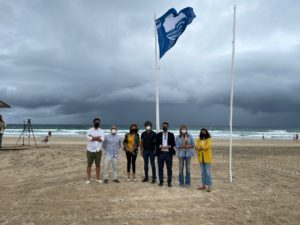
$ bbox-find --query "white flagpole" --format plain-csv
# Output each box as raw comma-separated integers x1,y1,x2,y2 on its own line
229,5,237,183
154,13,160,133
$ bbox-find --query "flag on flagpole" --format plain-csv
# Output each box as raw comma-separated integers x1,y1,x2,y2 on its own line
155,7,196,58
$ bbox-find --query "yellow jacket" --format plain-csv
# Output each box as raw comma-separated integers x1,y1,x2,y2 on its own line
195,138,212,163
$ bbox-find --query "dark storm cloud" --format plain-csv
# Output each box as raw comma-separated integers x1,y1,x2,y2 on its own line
1,0,300,126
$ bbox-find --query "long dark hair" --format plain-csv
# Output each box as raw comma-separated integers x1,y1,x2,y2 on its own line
199,128,211,140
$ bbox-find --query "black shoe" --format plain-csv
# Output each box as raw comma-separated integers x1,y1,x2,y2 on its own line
151,179,156,184
168,183,172,187
103,179,108,184
158,182,163,186
142,178,149,182
113,179,120,183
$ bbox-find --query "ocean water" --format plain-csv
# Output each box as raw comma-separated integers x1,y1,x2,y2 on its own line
4,124,300,140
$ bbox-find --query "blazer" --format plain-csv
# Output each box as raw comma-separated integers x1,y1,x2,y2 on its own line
155,131,176,156
195,138,212,163
123,133,140,155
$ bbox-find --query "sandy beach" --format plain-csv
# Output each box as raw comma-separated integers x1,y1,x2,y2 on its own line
0,137,299,225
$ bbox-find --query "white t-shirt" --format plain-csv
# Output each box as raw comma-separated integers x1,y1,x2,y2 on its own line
86,128,105,152
162,132,168,146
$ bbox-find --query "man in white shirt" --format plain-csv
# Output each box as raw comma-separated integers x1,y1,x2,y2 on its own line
86,118,105,184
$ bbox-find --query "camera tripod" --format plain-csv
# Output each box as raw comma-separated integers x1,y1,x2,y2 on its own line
15,119,38,147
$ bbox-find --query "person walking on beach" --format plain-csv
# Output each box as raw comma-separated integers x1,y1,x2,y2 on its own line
175,125,195,188
156,122,176,187
0,115,6,148
86,118,105,184
102,125,122,184
195,128,213,192
141,121,156,183
123,124,140,181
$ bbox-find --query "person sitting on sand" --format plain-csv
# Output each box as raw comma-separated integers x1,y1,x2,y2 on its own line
175,125,195,188
86,118,105,184
123,124,140,182
195,128,213,192
42,131,52,143
0,115,6,148
102,125,122,184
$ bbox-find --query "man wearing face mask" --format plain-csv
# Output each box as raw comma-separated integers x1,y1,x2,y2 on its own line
141,121,156,183
102,125,122,183
86,118,105,184
156,122,176,187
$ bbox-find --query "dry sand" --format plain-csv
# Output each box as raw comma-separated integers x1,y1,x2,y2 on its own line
0,137,299,225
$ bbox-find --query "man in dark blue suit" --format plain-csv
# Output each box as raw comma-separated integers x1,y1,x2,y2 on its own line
156,122,176,187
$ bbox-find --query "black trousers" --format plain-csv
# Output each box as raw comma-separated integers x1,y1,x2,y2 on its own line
126,151,137,173
158,152,173,184
0,133,3,148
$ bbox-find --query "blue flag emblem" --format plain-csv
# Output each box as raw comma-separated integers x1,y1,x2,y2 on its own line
156,7,196,58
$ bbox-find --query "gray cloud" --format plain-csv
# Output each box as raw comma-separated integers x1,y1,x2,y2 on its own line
0,0,300,127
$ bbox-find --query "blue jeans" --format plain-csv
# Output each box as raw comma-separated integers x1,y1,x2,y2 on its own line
143,150,156,179
179,157,191,186
200,163,212,186
158,152,173,184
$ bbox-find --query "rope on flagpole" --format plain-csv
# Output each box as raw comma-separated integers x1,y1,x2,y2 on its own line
229,4,237,183
154,13,160,133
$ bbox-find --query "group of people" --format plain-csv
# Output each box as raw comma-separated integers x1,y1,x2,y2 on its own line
85,118,213,192
293,133,299,141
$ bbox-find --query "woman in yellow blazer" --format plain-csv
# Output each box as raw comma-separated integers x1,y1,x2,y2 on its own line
195,128,213,192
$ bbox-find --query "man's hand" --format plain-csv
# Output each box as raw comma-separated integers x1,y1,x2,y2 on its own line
92,136,102,142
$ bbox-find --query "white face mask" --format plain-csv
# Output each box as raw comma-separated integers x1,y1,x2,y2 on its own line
146,126,151,130
181,130,187,134
111,129,117,134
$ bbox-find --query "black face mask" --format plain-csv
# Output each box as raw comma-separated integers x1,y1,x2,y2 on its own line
130,129,137,133
200,132,206,139
94,123,100,128
163,127,168,132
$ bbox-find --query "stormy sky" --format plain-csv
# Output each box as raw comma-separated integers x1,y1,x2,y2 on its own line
1,0,300,127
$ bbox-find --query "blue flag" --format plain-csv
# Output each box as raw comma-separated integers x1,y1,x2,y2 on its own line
156,7,196,58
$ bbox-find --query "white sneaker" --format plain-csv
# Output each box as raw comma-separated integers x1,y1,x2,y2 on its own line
127,178,131,182
86,180,91,184
95,179,103,183
133,178,137,182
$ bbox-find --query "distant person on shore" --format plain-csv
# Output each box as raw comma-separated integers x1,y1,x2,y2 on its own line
296,134,299,141
0,115,6,148
195,128,213,192
156,122,176,187
42,131,52,143
86,118,105,184
175,125,195,188
262,134,265,140
102,125,122,184
141,121,157,183
123,124,140,181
